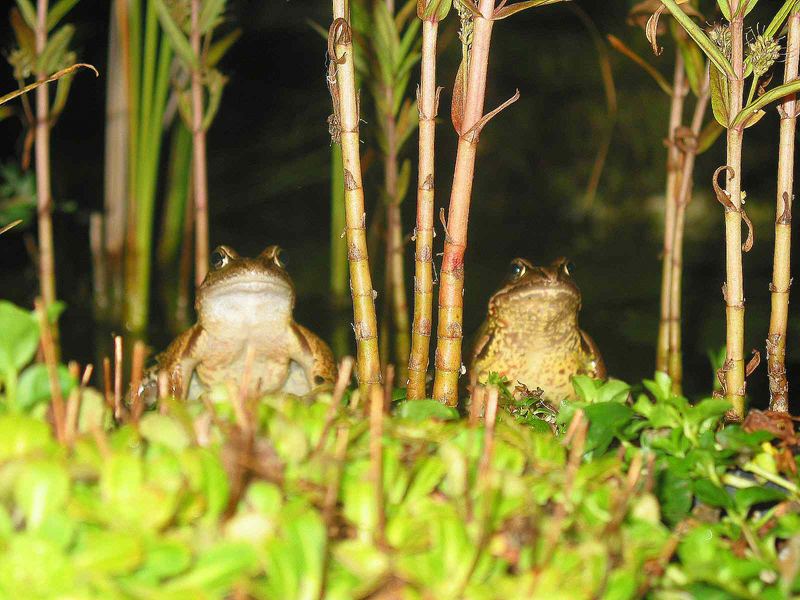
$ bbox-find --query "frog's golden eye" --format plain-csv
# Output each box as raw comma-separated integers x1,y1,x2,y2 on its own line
563,261,575,276
508,260,526,280
274,249,286,269
210,248,229,270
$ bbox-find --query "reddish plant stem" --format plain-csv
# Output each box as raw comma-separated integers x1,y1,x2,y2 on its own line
191,0,209,286
35,0,60,358
432,0,497,406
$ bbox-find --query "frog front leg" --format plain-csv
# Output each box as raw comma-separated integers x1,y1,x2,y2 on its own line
156,325,206,399
287,323,337,392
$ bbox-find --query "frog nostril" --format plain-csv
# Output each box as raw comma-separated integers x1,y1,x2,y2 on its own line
314,375,325,386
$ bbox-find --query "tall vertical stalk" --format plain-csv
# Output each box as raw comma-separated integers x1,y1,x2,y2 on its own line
668,70,710,395
124,0,173,333
767,9,800,412
35,0,59,355
656,51,686,376
723,5,746,418
432,0,497,406
330,143,350,358
103,0,130,324
407,14,440,400
382,0,410,384
329,1,382,396
191,0,209,286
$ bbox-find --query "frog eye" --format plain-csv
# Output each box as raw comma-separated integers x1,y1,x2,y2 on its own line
563,261,576,276
210,247,229,270
274,249,286,269
508,260,526,280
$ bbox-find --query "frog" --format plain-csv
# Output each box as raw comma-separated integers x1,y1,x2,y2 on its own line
470,257,605,404
147,245,336,401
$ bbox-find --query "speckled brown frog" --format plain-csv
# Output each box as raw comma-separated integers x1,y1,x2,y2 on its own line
470,257,605,404
149,245,336,400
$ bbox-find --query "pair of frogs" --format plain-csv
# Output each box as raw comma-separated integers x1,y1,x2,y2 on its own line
152,245,604,404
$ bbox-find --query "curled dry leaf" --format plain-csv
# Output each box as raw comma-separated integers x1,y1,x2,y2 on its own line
745,349,761,377
645,5,666,56
741,209,754,252
712,165,736,211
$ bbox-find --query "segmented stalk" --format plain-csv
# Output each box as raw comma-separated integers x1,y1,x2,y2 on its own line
432,0,497,406
669,70,710,395
407,18,440,399
330,2,382,397
191,0,209,285
767,10,800,412
724,7,746,418
656,52,686,376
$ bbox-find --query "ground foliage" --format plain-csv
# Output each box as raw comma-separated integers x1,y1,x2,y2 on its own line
1,300,800,598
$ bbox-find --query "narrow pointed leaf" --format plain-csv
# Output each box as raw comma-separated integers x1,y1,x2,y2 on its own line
709,65,729,127
0,63,97,107
659,0,735,79
696,119,724,154
46,0,79,31
607,34,672,96
492,0,565,20
732,78,800,128
14,0,36,29
154,0,198,70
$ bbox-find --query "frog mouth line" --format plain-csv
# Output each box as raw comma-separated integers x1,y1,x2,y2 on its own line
206,279,292,296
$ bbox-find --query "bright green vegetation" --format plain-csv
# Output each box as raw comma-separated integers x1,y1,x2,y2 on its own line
0,301,799,598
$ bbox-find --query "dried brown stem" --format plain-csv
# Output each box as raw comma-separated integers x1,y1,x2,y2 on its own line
768,10,800,413
407,16,441,400
130,340,147,423
329,7,382,397
191,0,209,286
432,0,499,406
656,51,686,376
315,356,354,454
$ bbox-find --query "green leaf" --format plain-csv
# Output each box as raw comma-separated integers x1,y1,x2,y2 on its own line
673,24,705,97
659,0,735,80
418,0,452,21
0,301,39,374
582,402,634,454
47,0,79,31
72,529,143,574
16,364,76,411
571,375,601,403
14,461,70,529
658,462,693,525
207,28,241,69
733,486,787,512
732,78,800,129
396,399,459,421
717,0,731,20
709,65,729,127
199,0,225,34
153,0,198,70
693,478,732,509
164,542,258,592
492,0,566,20
15,0,37,29
696,119,724,154
36,24,75,75
139,413,191,451
0,415,53,459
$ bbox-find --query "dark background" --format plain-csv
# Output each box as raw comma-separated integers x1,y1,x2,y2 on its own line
0,0,794,402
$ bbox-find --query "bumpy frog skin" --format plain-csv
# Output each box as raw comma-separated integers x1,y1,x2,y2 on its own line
151,245,336,400
470,257,605,403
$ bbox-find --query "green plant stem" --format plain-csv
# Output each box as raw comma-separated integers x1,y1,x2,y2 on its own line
407,17,439,400
723,8,746,418
35,0,60,359
191,0,209,286
668,71,710,395
656,52,686,377
331,0,383,398
767,10,800,413
157,122,192,269
432,0,497,406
